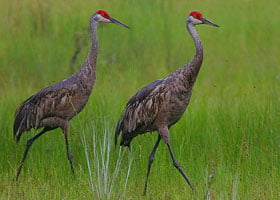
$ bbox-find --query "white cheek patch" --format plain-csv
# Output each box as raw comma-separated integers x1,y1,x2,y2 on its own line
193,18,202,24
96,14,111,23
100,17,111,23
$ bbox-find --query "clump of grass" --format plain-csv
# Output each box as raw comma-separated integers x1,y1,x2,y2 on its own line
82,124,133,200
231,172,240,200
204,166,216,200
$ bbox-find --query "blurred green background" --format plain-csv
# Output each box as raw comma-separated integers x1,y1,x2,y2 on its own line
0,0,279,199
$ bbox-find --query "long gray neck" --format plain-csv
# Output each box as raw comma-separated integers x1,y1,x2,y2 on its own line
87,19,98,70
76,19,98,89
180,22,203,86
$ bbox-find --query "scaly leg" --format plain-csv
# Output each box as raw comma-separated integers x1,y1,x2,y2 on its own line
158,126,195,191
15,127,54,181
62,123,75,177
166,142,195,191
143,134,161,195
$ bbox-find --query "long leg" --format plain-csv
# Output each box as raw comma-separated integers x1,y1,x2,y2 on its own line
143,134,161,195
14,127,54,181
62,122,75,177
166,143,195,191
158,126,195,191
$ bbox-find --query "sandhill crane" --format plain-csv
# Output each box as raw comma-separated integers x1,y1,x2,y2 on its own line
115,11,219,194
13,10,130,181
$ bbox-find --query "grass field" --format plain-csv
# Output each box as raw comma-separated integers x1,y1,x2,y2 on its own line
0,0,279,199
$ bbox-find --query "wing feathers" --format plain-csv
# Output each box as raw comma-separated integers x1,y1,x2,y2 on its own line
13,87,74,141
116,80,166,146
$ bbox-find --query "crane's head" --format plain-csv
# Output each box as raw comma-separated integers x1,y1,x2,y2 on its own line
187,11,219,27
92,10,130,29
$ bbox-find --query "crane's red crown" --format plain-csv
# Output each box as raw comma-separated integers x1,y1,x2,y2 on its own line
189,11,203,19
97,10,110,19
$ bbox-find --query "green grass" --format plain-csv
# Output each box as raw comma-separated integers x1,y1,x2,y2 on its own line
0,0,279,199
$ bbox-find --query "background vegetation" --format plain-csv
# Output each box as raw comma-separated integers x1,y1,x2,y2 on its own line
0,0,279,199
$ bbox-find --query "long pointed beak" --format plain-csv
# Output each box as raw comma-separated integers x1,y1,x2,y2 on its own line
110,17,130,29
201,18,219,27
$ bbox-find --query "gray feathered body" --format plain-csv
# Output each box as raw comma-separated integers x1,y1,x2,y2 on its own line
116,52,202,147
14,18,99,142
13,11,131,181
116,23,203,147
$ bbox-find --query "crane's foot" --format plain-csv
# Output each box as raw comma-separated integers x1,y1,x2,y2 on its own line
172,159,195,191
14,163,24,181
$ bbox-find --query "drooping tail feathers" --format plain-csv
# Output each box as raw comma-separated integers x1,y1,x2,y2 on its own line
115,118,123,146
13,96,38,142
13,102,27,142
